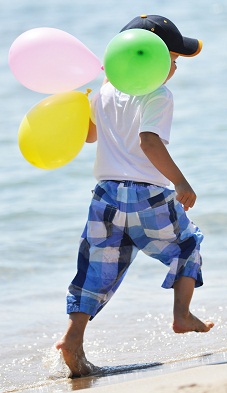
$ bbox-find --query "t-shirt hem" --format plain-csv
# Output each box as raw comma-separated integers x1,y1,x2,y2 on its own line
96,177,170,187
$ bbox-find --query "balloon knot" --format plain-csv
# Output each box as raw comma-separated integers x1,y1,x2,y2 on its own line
86,88,92,96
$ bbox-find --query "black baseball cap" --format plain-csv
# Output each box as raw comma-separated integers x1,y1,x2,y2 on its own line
120,15,202,57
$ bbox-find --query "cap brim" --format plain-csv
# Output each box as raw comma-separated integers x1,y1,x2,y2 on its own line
170,38,203,57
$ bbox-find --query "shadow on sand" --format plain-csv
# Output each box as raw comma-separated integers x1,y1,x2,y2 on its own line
70,362,162,390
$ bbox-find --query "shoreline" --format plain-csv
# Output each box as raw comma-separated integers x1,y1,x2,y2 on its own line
4,352,227,393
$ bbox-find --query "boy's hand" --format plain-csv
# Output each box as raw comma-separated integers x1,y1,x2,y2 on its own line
175,181,196,211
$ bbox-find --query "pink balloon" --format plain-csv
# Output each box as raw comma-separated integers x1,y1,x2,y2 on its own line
8,28,102,94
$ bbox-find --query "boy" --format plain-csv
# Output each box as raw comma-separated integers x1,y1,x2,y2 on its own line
56,15,214,376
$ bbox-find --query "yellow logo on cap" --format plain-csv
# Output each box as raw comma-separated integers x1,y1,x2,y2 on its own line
140,14,147,18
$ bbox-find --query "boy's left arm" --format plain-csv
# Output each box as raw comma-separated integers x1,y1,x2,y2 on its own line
140,131,196,211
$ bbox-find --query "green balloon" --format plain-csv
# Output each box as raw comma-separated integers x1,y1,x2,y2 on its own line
104,29,171,96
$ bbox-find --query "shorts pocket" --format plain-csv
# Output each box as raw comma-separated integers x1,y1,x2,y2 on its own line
87,199,118,246
138,201,177,241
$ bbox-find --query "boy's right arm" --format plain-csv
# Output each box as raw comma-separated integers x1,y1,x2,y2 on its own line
86,119,97,143
140,132,196,211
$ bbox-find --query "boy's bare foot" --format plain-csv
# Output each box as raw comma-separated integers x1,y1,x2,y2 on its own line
173,312,214,334
173,277,214,334
56,337,99,377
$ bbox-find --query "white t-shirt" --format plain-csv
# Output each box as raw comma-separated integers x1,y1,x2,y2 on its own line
91,82,173,187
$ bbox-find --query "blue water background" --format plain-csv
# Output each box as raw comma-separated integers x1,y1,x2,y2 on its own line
0,0,227,391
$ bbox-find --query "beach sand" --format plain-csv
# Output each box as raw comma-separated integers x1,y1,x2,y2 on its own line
74,363,227,393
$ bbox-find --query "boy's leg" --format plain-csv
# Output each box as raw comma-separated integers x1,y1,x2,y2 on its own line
56,192,137,376
56,312,99,377
130,186,214,334
173,276,214,333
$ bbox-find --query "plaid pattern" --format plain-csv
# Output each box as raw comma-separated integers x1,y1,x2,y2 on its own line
67,181,203,319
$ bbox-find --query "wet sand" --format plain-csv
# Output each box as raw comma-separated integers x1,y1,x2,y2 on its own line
73,363,227,393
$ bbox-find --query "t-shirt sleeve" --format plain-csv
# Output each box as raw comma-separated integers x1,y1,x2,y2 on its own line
90,93,99,125
139,92,173,144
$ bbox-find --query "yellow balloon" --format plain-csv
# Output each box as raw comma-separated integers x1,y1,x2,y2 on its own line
18,91,90,169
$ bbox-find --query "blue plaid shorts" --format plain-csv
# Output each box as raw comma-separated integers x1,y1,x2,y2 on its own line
67,180,203,319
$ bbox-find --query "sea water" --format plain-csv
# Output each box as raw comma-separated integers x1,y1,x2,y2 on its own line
0,1,227,392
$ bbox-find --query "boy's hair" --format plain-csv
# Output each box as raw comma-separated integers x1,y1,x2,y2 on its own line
120,15,202,57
